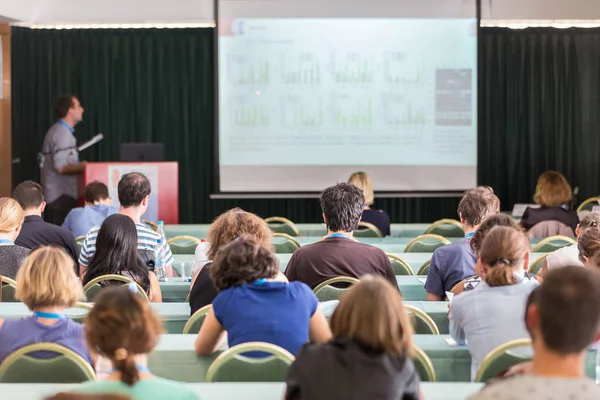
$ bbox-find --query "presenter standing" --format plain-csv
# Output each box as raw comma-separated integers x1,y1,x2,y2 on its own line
41,94,87,225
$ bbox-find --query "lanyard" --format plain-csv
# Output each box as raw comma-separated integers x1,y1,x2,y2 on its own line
58,119,74,134
253,278,268,285
464,232,475,239
34,311,66,319
328,233,351,239
0,239,14,245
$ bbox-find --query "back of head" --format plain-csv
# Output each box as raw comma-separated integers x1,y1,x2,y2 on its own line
330,276,413,357
577,225,600,267
579,212,600,231
12,181,44,211
54,95,76,119
348,172,373,206
533,171,572,208
85,181,110,204
479,226,530,287
118,173,151,208
85,286,162,386
529,267,600,354
0,197,24,234
470,213,521,254
320,182,364,232
16,246,84,310
211,236,279,291
206,208,272,260
457,186,500,227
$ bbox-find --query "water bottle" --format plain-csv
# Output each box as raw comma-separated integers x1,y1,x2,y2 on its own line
157,221,167,242
596,347,600,384
154,238,167,282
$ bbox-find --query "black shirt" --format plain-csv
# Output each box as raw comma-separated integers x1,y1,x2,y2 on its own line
520,206,579,235
189,263,219,315
0,245,30,279
361,208,391,236
15,215,79,264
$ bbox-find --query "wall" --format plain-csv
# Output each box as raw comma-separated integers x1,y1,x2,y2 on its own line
0,24,10,197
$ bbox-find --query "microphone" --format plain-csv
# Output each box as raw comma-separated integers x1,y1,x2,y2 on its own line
71,134,104,155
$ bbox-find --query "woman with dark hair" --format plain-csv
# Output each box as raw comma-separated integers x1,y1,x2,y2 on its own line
82,214,161,302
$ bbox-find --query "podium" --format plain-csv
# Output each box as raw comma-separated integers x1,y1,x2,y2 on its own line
78,162,179,224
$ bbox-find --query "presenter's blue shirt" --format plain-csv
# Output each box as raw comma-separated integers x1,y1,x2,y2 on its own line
62,204,119,238
213,280,318,356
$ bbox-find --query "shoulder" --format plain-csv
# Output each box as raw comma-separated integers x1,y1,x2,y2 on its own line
288,281,317,300
471,375,541,400
136,225,161,240
84,225,101,240
14,245,31,256
295,342,335,363
141,378,200,398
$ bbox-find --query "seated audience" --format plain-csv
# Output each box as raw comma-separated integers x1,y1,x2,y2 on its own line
195,237,331,356
348,171,391,236
74,286,198,400
520,171,578,237
0,197,30,279
450,226,537,380
63,181,118,238
188,208,272,315
470,266,600,399
0,246,91,364
285,276,421,400
425,186,500,300
285,183,396,289
81,214,162,302
577,223,600,268
12,181,79,264
79,173,174,277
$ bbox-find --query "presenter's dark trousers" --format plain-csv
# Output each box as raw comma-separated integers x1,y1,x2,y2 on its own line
44,195,77,226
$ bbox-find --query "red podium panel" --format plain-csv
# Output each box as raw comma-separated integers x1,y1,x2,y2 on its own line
78,162,179,224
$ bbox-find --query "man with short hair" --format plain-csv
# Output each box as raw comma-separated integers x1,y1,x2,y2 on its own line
42,94,87,226
471,266,600,399
79,172,174,276
12,181,79,263
425,186,500,301
284,182,396,289
62,181,118,238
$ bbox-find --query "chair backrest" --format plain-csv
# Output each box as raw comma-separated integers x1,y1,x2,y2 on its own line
404,305,440,335
577,197,600,212
354,222,383,238
265,217,300,237
387,254,413,276
475,339,532,382
205,342,295,382
82,274,149,302
65,302,93,324
0,276,18,302
142,220,158,232
313,277,360,302
531,235,576,253
167,235,201,255
0,343,95,383
413,345,436,382
271,233,301,254
404,234,451,253
529,254,549,276
417,259,432,276
424,219,464,238
528,221,575,240
182,305,212,334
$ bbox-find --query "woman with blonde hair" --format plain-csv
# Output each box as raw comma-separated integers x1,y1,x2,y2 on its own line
0,246,91,364
450,226,537,380
348,172,391,236
0,197,30,279
284,276,421,400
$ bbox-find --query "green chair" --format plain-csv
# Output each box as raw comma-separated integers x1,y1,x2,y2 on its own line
530,254,549,276
167,235,201,255
265,217,301,237
417,259,432,276
424,219,464,238
404,234,451,253
475,339,532,382
313,277,360,302
272,233,301,254
577,197,600,212
1,276,18,302
75,235,85,253
531,235,576,253
387,253,413,276
413,345,436,382
82,274,149,302
354,221,383,238
143,220,158,232
205,342,295,382
65,302,93,324
0,343,95,383
182,305,212,334
405,305,440,335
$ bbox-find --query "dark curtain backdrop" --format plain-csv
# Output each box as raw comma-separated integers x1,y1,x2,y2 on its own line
11,27,600,223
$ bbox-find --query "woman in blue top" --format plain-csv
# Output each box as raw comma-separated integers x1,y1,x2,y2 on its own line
195,236,332,356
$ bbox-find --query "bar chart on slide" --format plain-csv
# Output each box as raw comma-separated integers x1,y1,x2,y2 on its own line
279,51,321,85
225,54,270,85
329,51,375,84
280,95,324,128
331,95,373,129
229,95,271,127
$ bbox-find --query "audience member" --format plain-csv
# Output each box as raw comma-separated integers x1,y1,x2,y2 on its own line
425,186,500,300
63,181,118,238
285,183,396,289
285,276,421,400
450,226,537,380
195,237,331,356
12,181,79,264
79,173,174,277
520,171,578,237
188,208,272,315
74,287,198,400
0,197,30,279
0,246,91,365
81,214,162,302
577,223,600,268
470,267,600,399
348,171,391,236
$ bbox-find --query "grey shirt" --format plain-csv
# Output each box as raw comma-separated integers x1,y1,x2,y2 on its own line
42,121,79,203
470,375,600,400
0,245,31,280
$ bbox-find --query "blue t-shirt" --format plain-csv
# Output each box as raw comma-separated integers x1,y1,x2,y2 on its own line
63,204,119,238
424,238,476,297
213,281,318,356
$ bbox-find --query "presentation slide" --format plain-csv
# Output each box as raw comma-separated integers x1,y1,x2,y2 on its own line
217,2,477,193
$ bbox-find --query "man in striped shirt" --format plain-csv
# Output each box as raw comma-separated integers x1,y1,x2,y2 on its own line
78,172,174,276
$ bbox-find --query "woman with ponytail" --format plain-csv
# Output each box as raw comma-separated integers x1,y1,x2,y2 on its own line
449,226,538,380
75,286,197,400
577,223,600,269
